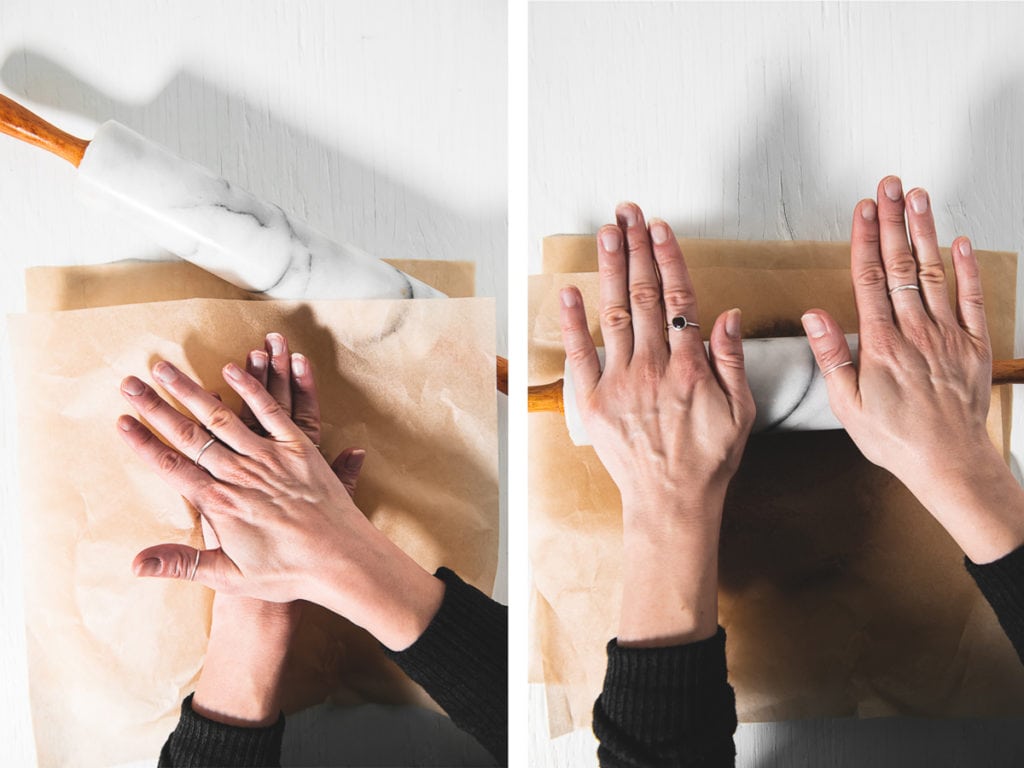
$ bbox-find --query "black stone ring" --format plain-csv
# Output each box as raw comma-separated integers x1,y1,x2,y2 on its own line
667,315,700,331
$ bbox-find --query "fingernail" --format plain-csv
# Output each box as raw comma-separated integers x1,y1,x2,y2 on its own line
117,415,134,432
616,203,637,227
725,308,741,340
883,176,902,202
560,288,578,308
223,362,243,381
599,228,622,252
960,238,973,258
909,190,929,214
135,558,161,577
267,333,284,355
291,353,307,376
249,352,267,371
801,313,827,339
345,450,366,471
121,376,145,396
860,200,877,221
153,362,178,383
649,220,671,245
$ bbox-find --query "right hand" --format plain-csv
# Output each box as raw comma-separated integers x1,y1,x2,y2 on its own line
802,177,1024,563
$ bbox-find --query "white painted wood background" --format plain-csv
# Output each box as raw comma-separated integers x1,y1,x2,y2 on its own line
0,1,506,766
530,2,1024,766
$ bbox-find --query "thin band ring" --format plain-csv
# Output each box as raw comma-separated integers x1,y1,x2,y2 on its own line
666,315,700,331
888,284,921,296
188,549,200,582
822,360,855,377
194,436,217,468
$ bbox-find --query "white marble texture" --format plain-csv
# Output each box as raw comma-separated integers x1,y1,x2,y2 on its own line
78,121,445,299
562,335,858,445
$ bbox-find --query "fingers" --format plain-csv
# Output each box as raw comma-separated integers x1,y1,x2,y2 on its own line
331,447,367,498
876,176,927,323
617,202,666,360
132,543,237,592
649,218,704,361
560,286,601,400
597,224,633,370
119,376,234,474
290,352,322,445
905,188,955,324
952,237,990,345
801,310,858,418
221,362,306,442
116,415,210,498
238,350,269,434
265,333,293,413
707,309,754,424
849,198,893,335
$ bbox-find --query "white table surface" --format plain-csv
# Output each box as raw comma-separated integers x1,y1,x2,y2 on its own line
530,2,1024,766
0,1,506,765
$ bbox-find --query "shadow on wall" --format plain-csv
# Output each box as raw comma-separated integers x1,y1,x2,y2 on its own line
0,49,505,288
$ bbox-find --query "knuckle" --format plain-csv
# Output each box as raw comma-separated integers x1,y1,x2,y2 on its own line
661,288,695,312
883,254,917,282
566,345,594,365
173,419,204,446
917,262,946,285
207,405,235,431
854,263,888,289
157,449,186,475
258,398,284,419
629,284,662,311
601,306,632,330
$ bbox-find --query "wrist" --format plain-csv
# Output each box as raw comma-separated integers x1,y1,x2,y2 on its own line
907,443,1024,563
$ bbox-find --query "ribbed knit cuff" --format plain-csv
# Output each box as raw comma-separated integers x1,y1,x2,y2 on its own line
384,567,507,764
965,544,1024,664
594,628,736,767
158,693,284,768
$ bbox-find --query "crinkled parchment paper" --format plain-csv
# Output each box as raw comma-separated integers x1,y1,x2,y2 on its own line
529,235,1024,735
11,265,495,767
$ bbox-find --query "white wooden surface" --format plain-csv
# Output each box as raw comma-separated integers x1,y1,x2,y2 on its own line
530,2,1024,766
0,1,506,765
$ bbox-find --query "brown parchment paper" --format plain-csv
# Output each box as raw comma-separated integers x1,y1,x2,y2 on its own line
24,257,476,311
529,236,1024,736
11,296,497,768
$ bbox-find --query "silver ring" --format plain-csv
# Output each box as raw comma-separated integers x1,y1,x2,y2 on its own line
194,436,217,468
888,284,920,296
822,360,855,377
188,549,200,582
667,315,700,331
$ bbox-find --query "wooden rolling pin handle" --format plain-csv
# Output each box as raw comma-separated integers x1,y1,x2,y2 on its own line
991,359,1024,386
496,355,508,395
0,93,88,167
529,360,1024,412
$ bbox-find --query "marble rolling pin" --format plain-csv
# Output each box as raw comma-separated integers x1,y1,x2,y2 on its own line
0,94,509,393
529,335,1024,446
0,94,443,300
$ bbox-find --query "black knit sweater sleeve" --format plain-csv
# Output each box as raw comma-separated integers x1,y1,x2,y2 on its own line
593,627,737,768
159,567,506,767
965,543,1024,663
158,693,285,767
384,567,508,765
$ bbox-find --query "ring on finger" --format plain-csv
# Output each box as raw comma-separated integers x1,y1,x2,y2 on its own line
822,360,855,377
189,549,200,582
194,436,218,469
666,315,700,331
888,284,920,296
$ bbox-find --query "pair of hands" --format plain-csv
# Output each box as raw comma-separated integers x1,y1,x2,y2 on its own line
118,333,443,655
561,179,1024,646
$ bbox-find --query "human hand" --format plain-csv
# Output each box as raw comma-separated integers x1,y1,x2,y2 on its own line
559,203,755,525
117,338,443,650
559,203,755,646
802,177,1024,563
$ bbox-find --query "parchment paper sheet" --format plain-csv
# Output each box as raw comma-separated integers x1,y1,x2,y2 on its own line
11,294,497,768
529,236,1024,736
